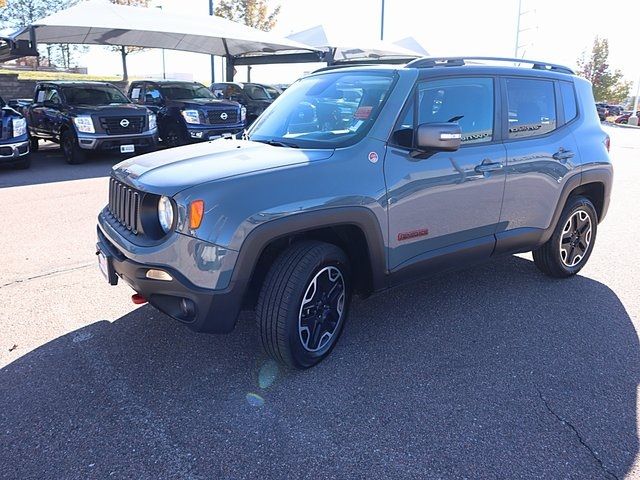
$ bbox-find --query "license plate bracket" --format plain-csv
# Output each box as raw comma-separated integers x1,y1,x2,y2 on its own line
97,245,118,285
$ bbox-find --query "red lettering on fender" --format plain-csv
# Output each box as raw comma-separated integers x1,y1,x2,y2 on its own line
397,229,429,241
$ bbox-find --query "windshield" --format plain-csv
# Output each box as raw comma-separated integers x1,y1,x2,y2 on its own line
160,83,214,100
245,84,271,100
264,86,281,99
248,71,395,149
63,85,129,106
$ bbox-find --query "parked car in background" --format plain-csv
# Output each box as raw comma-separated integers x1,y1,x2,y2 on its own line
596,103,607,121
210,82,282,124
0,95,30,169
98,57,612,369
25,81,158,164
129,80,245,147
614,111,640,124
607,105,623,116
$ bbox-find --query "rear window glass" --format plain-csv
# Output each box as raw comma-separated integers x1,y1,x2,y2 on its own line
560,81,577,122
506,78,557,139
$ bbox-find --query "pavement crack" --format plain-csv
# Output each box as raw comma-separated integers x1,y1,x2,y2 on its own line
537,388,619,480
0,263,93,289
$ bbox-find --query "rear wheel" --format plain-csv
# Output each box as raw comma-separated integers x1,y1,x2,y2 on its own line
255,241,351,369
533,196,598,278
61,130,87,165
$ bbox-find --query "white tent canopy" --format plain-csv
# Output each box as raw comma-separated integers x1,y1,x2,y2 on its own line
287,25,423,62
11,0,312,57
393,37,429,57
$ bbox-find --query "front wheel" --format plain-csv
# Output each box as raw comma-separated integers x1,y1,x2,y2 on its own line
533,196,598,278
255,241,351,369
61,130,87,165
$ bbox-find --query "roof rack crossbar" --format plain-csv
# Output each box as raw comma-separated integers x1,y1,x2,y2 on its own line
406,56,574,74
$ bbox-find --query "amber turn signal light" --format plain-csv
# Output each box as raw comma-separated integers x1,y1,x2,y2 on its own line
189,200,204,229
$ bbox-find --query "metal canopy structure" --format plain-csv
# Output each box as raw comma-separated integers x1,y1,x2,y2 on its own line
8,0,317,79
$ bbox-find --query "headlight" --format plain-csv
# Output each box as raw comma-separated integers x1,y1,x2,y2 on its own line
240,106,247,123
148,113,157,131
181,109,201,125
158,195,174,233
73,115,95,133
12,117,27,137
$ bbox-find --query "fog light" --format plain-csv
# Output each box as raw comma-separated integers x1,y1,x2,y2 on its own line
146,269,173,281
180,298,196,319
189,131,204,138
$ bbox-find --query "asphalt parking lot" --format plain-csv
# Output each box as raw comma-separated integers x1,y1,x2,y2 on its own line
1,128,639,479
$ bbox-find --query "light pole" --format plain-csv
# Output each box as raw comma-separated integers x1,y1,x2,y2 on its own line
380,0,385,41
209,0,215,83
155,5,166,79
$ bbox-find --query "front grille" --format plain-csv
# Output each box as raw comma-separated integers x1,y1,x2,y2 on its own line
100,115,145,135
207,108,240,125
108,177,141,234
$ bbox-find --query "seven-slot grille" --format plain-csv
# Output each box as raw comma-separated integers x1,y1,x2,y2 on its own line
100,115,145,135
207,108,240,125
108,178,141,234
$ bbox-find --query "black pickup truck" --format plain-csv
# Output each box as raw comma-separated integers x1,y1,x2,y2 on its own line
25,81,158,164
0,95,30,169
128,80,245,147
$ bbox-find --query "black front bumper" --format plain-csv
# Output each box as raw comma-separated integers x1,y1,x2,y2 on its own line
185,125,244,142
97,228,243,334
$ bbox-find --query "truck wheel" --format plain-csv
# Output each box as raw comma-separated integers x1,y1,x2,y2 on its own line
533,196,598,278
29,137,39,152
61,130,87,165
256,241,351,369
163,126,186,148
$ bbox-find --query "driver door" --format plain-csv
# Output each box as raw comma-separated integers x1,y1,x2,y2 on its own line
384,76,507,278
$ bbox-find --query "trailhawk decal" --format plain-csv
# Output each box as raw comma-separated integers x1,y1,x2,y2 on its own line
397,228,429,242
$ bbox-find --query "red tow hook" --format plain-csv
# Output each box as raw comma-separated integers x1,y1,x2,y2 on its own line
131,294,147,305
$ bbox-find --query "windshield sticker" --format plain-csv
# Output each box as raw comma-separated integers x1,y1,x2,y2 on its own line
354,106,372,120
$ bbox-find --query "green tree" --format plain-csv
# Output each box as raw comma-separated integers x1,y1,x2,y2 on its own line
214,0,281,31
576,37,631,103
108,0,150,81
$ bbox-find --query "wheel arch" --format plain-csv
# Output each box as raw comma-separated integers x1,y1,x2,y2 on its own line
231,207,388,309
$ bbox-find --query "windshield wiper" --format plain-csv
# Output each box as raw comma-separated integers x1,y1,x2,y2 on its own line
253,139,299,148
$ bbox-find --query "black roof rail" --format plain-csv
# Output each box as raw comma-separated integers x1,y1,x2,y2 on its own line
311,63,382,74
405,56,575,74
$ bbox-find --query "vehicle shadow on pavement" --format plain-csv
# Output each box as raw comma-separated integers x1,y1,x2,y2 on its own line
1,255,637,479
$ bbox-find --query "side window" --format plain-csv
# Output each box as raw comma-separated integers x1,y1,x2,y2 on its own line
36,87,47,103
145,85,162,104
46,88,61,104
417,77,494,144
505,78,557,139
560,81,577,123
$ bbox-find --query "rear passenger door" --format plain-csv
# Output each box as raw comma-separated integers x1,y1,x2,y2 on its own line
496,76,581,252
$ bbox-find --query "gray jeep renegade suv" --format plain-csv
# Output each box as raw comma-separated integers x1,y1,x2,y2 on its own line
97,57,613,369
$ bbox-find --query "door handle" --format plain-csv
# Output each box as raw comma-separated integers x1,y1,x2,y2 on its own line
552,148,575,161
474,159,503,173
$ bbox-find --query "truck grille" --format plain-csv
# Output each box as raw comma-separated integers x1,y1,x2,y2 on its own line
207,108,239,125
100,115,145,135
108,178,141,234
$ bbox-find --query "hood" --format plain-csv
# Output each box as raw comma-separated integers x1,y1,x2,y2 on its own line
165,98,239,110
112,139,334,195
70,104,149,116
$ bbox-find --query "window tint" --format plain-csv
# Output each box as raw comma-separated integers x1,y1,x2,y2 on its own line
506,78,557,139
145,85,162,104
560,81,577,122
46,88,61,104
418,77,494,144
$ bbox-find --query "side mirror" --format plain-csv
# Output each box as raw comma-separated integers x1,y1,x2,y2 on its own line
416,122,462,152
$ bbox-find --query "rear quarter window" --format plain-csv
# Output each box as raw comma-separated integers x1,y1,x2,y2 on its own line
560,81,578,122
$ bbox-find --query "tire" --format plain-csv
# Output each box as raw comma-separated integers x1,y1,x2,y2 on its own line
533,196,598,278
61,130,87,165
13,154,31,170
163,125,186,148
255,240,351,369
29,137,39,152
